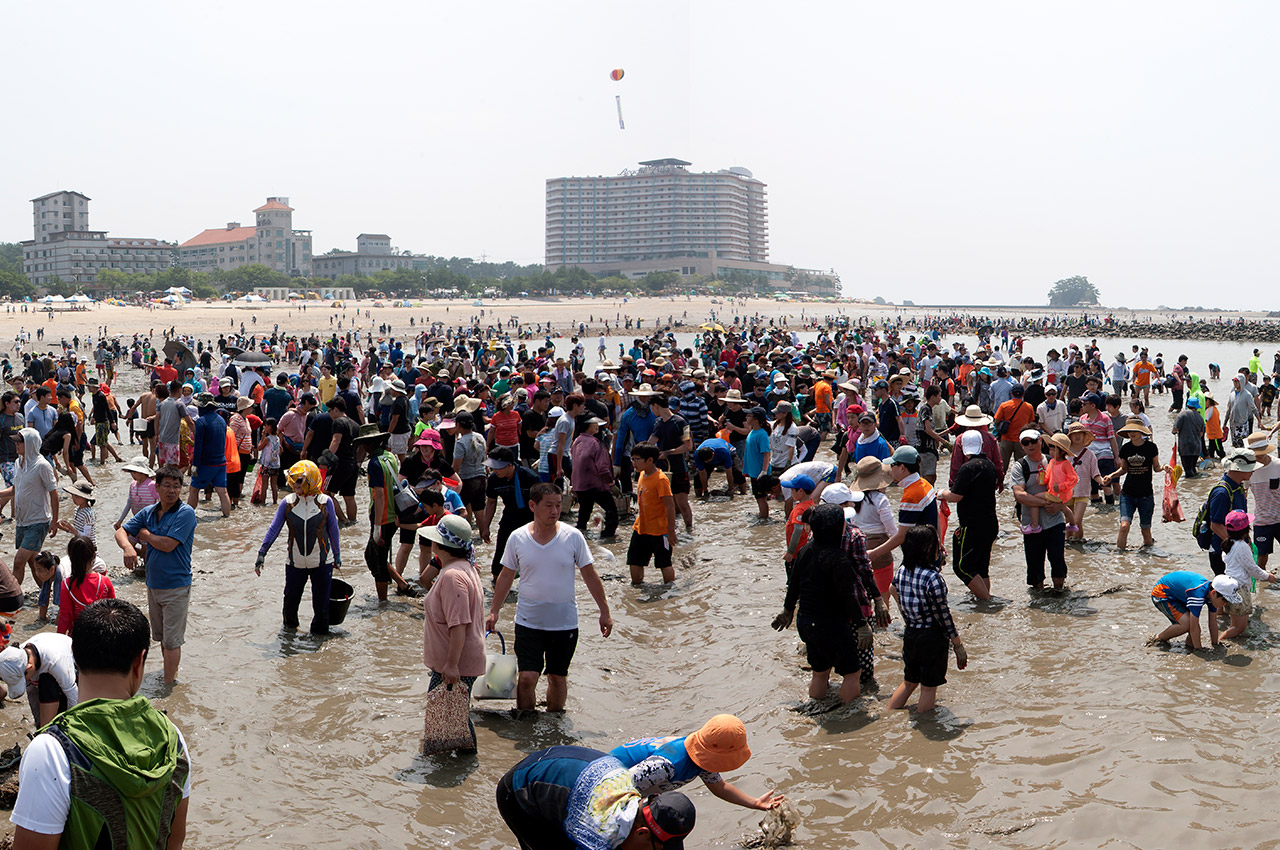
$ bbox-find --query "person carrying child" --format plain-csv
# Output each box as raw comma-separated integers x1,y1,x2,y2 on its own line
1023,433,1079,534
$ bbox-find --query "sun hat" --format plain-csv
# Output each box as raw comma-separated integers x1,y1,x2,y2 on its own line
1117,418,1152,437
630,383,659,399
819,483,858,504
0,646,26,698
419,513,473,549
436,417,457,430
121,456,154,476
1046,433,1073,455
852,456,894,491
235,396,254,411
1067,422,1091,442
353,423,390,444
959,430,983,456
195,392,216,407
684,714,752,772
780,473,816,493
1019,428,1042,443
1185,397,1201,409
62,481,95,502
453,395,483,414
1212,574,1242,604
954,405,992,428
1246,431,1276,455
1225,510,1255,532
723,389,746,403
1224,448,1260,473
414,429,443,450
390,379,407,394
485,447,515,469
837,381,860,393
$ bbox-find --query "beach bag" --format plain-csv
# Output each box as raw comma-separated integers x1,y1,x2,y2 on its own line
1192,483,1228,549
421,683,475,755
250,467,267,505
611,483,632,517
472,631,518,700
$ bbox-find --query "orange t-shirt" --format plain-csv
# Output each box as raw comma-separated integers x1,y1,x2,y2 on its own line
813,381,834,414
1206,406,1224,440
634,469,673,535
786,498,814,553
994,398,1037,442
1133,361,1157,388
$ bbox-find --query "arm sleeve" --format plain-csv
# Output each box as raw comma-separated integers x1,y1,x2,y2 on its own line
258,502,289,557
876,493,898,536
782,550,801,612
325,499,342,562
56,583,73,635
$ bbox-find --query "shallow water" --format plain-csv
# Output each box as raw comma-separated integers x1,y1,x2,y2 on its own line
10,335,1277,848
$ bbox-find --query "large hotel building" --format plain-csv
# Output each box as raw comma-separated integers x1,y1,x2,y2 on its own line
545,158,835,294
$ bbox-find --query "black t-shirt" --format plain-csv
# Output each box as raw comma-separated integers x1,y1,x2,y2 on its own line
654,414,690,452
390,397,411,434
399,450,453,489
307,412,334,456
331,415,359,464
91,391,109,422
878,397,901,442
520,410,545,459
1024,383,1046,409
1119,439,1159,496
1063,373,1089,400
486,465,539,517
951,456,999,534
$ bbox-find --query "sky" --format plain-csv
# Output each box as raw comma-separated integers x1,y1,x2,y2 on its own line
3,1,1277,308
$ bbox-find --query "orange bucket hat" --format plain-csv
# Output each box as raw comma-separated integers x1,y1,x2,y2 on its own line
685,714,751,773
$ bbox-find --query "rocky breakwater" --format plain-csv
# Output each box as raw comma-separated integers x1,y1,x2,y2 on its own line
1086,321,1280,342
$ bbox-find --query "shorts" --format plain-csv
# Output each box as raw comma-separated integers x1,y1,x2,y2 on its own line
460,476,486,513
919,450,938,479
902,624,949,688
389,432,410,455
1119,493,1155,528
190,465,227,490
94,422,110,447
1225,586,1253,618
15,523,49,553
364,521,397,582
1254,523,1280,556
751,474,776,499
157,442,180,466
665,460,691,495
1097,457,1116,479
326,463,358,498
952,526,996,583
513,623,579,676
0,461,14,487
626,531,672,569
148,585,191,649
1152,595,1186,623
796,616,861,676
399,525,419,545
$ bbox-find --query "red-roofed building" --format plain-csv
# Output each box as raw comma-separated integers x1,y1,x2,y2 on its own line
177,197,312,276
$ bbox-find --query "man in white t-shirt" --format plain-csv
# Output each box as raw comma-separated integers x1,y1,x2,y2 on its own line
486,482,613,712
10,599,191,848
1246,432,1280,568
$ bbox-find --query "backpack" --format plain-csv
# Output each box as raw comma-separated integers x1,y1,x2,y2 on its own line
1192,483,1229,550
1012,456,1033,522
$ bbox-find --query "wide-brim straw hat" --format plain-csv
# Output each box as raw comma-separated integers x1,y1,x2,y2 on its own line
954,405,992,428
851,456,894,492
1067,422,1093,442
1116,417,1152,437
1246,431,1276,456
1046,433,1073,455
121,456,154,476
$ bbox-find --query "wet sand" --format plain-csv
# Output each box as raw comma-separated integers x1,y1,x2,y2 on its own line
0,311,1275,848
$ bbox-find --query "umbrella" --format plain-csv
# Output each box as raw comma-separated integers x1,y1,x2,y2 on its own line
163,340,198,373
699,323,725,332
286,292,302,299
40,295,65,304
165,286,192,295
232,350,274,368
224,345,244,356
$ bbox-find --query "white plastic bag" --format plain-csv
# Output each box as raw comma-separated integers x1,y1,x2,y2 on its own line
472,630,518,699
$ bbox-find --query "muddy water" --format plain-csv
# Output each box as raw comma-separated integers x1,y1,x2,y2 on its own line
11,337,1277,849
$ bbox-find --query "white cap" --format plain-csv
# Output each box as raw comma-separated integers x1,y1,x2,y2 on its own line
820,483,856,505
1019,428,1041,442
1212,575,1242,604
0,646,26,698
959,431,984,456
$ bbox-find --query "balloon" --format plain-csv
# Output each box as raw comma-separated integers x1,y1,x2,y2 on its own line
609,68,624,82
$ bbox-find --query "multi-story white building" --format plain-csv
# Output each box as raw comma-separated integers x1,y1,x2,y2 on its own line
177,197,313,276
311,233,432,280
545,158,770,269
20,191,174,293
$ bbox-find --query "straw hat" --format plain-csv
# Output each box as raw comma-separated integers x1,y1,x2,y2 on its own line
1246,431,1276,456
121,456,154,476
837,380,860,393
851,456,894,492
723,389,746,403
684,714,751,773
1067,422,1093,443
453,395,483,414
1046,433,1073,455
1116,417,1151,437
629,383,659,399
954,405,992,428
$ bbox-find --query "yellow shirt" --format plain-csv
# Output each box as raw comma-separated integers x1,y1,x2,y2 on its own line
318,375,338,404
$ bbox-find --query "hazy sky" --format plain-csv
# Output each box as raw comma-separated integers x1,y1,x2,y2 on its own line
4,2,1276,308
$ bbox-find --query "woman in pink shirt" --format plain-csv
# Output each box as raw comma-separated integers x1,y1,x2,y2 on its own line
58,536,115,636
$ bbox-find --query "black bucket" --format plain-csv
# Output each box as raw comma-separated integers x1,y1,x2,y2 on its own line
329,579,355,626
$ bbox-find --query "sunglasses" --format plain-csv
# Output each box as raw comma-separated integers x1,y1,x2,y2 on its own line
1020,438,1039,446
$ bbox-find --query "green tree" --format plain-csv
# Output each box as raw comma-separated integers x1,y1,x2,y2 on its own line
1047,275,1099,306
44,277,78,297
641,271,678,292
217,264,290,293
0,269,34,301
0,243,22,276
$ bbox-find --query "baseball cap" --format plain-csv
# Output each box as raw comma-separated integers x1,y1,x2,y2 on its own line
891,445,918,465
819,483,860,505
857,411,876,423
1083,393,1105,407
1225,510,1254,531
959,430,983,456
639,792,696,850
0,646,26,698
485,446,515,469
781,473,816,493
1212,574,1242,605
1019,428,1042,443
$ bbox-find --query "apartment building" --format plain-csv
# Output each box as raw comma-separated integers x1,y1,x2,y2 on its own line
20,191,174,293
177,197,313,276
311,233,432,280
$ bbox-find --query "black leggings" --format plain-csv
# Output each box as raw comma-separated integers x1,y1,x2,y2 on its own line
574,489,618,537
1024,524,1067,586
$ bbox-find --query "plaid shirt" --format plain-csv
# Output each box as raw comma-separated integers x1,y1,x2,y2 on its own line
892,564,958,638
839,524,881,618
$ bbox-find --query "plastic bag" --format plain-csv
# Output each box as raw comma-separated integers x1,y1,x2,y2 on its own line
472,631,518,699
1162,447,1185,523
421,682,475,755
250,468,267,505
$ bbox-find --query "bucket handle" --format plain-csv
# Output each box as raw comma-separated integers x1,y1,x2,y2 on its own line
485,630,506,655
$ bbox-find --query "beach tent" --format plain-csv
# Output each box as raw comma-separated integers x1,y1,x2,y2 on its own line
39,295,65,304
238,294,266,303
67,294,94,303
165,287,192,295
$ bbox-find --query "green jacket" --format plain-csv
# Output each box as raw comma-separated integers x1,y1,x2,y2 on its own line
44,695,188,850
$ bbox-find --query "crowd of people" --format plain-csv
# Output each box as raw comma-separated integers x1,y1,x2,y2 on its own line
0,310,1279,848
